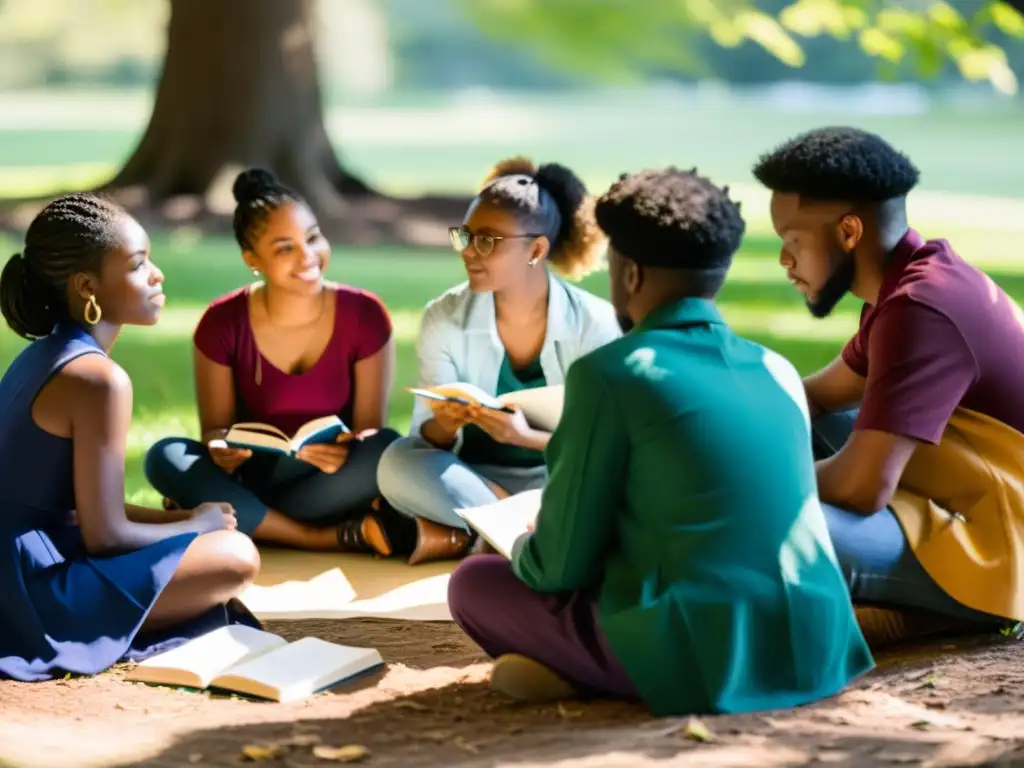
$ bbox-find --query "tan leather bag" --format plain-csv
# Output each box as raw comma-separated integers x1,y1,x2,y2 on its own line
889,407,1024,621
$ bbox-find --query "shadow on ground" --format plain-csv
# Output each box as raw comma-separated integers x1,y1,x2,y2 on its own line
113,624,1024,768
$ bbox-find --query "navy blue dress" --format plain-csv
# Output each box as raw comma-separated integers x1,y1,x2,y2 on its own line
0,322,258,681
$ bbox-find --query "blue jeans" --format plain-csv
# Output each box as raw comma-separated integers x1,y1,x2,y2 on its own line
144,429,400,535
813,410,999,624
376,436,548,530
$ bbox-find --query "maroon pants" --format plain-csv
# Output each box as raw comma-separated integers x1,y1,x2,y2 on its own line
447,555,637,700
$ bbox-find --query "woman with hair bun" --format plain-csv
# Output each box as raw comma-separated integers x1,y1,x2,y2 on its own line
0,194,260,682
377,157,621,565
145,168,402,555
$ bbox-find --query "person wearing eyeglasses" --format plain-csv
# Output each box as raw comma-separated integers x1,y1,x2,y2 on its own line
376,157,621,565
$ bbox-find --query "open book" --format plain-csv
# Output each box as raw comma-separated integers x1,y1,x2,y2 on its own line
124,624,382,702
224,415,349,455
409,383,564,432
455,489,543,558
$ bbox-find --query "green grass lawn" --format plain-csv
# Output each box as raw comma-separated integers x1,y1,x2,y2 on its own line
2,220,1023,507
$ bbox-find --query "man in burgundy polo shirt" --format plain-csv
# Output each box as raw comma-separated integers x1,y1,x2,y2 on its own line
752,126,1024,626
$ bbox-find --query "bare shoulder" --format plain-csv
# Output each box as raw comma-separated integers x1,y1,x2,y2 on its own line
33,352,130,437
59,354,133,406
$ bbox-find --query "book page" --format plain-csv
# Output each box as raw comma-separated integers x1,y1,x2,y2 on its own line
211,637,383,702
455,489,543,559
226,423,291,452
230,422,290,440
499,385,564,432
125,624,287,689
291,415,348,449
409,383,503,410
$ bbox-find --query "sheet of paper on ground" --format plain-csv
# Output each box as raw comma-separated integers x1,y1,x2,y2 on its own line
240,549,455,621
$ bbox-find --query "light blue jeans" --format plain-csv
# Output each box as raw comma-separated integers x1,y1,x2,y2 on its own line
376,436,547,530
813,410,1001,625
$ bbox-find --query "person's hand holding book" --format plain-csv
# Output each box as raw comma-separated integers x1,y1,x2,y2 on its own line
295,431,356,474
467,403,547,450
205,429,252,474
427,399,474,438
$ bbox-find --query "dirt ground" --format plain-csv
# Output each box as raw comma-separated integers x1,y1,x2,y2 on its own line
1,620,1023,768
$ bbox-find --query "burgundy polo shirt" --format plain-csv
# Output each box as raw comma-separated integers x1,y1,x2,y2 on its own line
842,228,1024,444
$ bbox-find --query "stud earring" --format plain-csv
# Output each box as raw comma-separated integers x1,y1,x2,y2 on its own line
83,295,102,325
528,258,539,267
251,268,260,277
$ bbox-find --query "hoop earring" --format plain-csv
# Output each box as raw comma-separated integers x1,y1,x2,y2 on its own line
83,295,102,325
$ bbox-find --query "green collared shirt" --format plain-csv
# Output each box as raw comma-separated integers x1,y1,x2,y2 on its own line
512,297,873,716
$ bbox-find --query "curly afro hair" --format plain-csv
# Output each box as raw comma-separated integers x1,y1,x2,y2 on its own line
478,156,605,280
594,167,745,270
752,126,920,202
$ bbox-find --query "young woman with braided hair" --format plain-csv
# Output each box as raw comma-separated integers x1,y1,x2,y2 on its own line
0,194,260,682
376,157,621,564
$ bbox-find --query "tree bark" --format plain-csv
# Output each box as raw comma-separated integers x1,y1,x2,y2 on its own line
106,0,371,218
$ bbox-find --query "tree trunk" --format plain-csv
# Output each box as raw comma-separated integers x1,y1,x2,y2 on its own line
106,0,371,218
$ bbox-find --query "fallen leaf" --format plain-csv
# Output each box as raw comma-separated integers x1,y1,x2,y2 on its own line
394,700,429,712
903,669,933,682
241,744,282,762
453,737,480,754
557,702,583,719
311,745,369,762
909,720,932,730
114,703,130,711
683,717,714,742
187,754,204,764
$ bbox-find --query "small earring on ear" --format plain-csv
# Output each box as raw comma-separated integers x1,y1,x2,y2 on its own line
83,294,102,326
251,268,259,277
528,258,539,267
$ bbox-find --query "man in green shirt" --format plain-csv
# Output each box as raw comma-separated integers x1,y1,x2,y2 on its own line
447,168,874,715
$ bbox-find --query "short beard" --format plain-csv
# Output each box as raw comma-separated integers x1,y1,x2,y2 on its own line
616,313,635,333
806,249,855,319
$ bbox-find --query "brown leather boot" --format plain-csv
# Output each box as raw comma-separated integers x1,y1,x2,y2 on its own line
336,514,393,557
407,518,472,565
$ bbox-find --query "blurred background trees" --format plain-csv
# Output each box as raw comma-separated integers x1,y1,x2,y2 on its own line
0,0,1020,228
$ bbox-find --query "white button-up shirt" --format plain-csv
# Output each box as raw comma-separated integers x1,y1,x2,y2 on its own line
409,270,622,443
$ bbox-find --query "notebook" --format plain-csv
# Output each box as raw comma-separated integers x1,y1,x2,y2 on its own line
455,489,543,558
124,624,383,702
408,383,564,432
223,415,349,455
